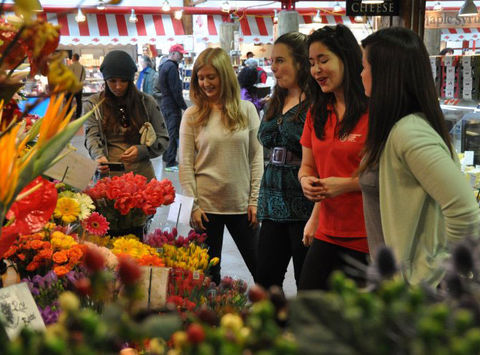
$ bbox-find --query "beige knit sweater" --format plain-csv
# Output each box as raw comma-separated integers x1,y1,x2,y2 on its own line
179,100,264,214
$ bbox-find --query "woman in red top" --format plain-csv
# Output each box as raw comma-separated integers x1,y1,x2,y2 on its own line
298,25,369,290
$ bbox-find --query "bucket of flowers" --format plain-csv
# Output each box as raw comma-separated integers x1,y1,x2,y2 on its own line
84,172,175,239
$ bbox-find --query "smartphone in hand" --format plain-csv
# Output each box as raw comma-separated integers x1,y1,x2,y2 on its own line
100,162,125,172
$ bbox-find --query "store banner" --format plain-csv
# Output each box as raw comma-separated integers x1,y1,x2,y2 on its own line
346,0,399,16
425,11,480,29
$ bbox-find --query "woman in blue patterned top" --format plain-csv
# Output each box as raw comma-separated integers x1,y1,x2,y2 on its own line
256,32,314,290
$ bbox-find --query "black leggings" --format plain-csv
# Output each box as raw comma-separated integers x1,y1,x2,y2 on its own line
256,219,308,290
298,238,368,291
204,213,258,284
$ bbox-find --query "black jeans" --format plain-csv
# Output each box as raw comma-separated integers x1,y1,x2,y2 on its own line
204,213,258,285
66,90,83,119
256,219,308,290
298,238,368,291
161,107,182,167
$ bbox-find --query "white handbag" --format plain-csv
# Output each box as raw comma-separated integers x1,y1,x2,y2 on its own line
139,122,156,147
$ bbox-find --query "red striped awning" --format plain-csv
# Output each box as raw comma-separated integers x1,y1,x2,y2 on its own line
442,28,480,42
4,12,186,46
193,14,364,44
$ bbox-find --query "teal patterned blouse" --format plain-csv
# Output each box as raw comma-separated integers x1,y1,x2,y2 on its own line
257,104,314,222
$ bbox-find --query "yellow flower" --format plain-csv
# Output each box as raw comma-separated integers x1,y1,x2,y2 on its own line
51,231,77,250
54,197,80,224
59,191,95,220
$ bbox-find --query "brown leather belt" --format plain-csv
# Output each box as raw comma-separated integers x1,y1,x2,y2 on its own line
269,147,302,166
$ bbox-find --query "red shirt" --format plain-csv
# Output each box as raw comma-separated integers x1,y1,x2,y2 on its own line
300,107,368,253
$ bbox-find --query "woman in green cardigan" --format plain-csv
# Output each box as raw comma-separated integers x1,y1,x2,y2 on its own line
359,27,480,286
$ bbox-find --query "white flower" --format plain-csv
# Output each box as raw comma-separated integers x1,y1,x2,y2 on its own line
75,192,95,220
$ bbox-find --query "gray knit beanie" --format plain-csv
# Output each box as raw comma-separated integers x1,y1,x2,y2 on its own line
100,50,137,81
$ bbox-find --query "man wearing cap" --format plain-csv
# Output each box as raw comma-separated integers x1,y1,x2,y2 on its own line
154,44,188,172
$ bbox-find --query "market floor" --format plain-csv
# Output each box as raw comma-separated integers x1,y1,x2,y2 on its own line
71,128,297,298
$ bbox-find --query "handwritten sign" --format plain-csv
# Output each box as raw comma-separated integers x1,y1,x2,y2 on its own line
167,194,194,228
0,283,45,339
43,149,97,190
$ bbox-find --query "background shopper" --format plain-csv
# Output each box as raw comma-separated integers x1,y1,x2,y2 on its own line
256,32,313,291
84,50,169,181
179,47,263,284
67,53,86,119
155,44,188,171
298,25,369,291
238,66,265,115
359,27,480,286
136,55,157,96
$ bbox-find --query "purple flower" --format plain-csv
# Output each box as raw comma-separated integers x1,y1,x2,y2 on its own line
39,303,60,325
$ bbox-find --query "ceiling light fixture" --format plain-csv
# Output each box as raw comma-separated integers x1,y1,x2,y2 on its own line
75,8,86,23
433,2,443,11
313,10,322,23
174,10,183,20
162,0,171,12
333,2,342,12
97,0,105,10
129,9,138,23
354,15,364,22
459,0,478,16
221,1,231,13
362,0,384,4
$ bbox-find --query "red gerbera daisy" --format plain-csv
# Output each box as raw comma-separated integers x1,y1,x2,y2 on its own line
83,212,109,236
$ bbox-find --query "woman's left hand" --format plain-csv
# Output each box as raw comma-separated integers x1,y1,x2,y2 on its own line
247,205,258,229
121,146,139,163
318,177,359,199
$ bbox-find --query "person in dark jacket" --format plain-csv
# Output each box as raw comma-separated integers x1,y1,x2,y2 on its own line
154,44,188,171
136,55,157,96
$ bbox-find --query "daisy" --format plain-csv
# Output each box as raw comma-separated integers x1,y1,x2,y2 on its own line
54,197,80,224
75,192,95,220
83,212,109,236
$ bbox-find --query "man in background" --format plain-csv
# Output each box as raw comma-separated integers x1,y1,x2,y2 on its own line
67,53,86,119
154,44,187,172
245,58,267,84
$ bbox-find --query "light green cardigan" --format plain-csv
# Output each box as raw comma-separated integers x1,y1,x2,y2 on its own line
380,113,480,286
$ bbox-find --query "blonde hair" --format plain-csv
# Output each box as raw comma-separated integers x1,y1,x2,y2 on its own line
189,48,247,132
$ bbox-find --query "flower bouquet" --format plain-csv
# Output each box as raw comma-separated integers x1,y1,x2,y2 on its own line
84,172,175,237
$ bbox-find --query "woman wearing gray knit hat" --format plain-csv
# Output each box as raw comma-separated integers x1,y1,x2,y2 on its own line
84,50,169,180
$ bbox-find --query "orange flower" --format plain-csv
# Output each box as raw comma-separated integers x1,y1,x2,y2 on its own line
28,240,44,249
26,261,40,271
137,255,165,267
54,265,70,276
17,253,26,261
53,250,68,264
38,248,53,259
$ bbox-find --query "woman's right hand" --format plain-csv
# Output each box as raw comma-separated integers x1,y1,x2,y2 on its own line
96,156,109,174
300,176,325,202
191,208,209,231
303,215,318,247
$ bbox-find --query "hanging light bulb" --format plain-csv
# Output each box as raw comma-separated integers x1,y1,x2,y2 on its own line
174,10,183,20
221,1,231,13
313,10,322,23
273,9,278,24
129,9,138,23
354,15,364,22
162,0,171,12
97,0,105,10
433,2,443,11
75,8,86,23
362,0,384,4
333,2,342,12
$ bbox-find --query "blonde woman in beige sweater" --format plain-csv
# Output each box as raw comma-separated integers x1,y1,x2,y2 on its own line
179,48,264,284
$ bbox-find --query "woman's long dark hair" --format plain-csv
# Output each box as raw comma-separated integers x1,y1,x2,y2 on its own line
308,24,368,139
264,31,312,122
102,81,145,144
361,27,453,170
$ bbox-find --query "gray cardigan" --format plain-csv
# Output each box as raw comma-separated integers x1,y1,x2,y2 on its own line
83,91,169,162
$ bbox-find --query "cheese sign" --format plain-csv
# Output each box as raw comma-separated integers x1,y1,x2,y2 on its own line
346,0,399,16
